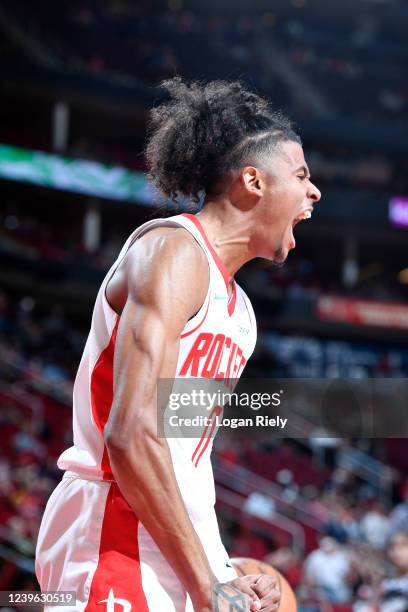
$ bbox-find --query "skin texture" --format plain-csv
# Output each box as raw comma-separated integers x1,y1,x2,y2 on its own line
104,140,321,611
198,141,321,273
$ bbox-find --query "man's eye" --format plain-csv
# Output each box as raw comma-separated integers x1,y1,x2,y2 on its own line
297,174,307,180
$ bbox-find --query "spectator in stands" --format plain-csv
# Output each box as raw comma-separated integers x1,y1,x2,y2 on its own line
276,468,299,504
380,531,408,611
352,541,385,611
302,485,330,523
13,421,45,460
389,482,408,535
4,516,35,557
324,499,359,544
243,491,276,520
304,536,357,604
359,500,391,550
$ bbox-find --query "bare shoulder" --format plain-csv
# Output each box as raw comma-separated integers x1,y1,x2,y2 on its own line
125,224,209,316
129,225,206,263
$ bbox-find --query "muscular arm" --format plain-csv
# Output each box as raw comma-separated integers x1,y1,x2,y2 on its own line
103,229,216,610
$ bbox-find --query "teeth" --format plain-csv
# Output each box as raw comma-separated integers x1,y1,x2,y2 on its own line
296,210,312,222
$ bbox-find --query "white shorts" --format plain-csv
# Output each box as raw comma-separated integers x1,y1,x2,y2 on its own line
35,472,236,611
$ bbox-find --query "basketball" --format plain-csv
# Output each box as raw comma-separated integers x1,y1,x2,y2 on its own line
231,557,297,612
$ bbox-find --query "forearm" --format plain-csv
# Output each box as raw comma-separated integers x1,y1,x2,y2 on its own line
107,428,216,609
105,253,216,608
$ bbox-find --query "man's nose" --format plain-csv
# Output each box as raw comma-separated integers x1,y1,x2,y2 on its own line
309,182,321,203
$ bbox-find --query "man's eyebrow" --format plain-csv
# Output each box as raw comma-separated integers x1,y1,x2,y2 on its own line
294,164,310,177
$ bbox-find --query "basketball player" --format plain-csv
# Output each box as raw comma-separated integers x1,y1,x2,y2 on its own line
35,78,320,611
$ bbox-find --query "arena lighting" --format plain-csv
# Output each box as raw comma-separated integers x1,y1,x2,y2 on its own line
0,143,158,205
398,268,408,284
389,196,408,228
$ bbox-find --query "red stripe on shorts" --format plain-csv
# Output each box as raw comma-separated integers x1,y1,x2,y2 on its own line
90,316,120,478
84,483,149,611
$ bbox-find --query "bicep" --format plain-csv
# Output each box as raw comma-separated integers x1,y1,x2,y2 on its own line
106,294,184,446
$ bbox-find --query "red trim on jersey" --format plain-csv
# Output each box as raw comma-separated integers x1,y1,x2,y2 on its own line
182,213,237,316
243,295,253,330
90,316,120,479
180,295,210,339
84,483,149,611
227,284,237,317
191,405,222,468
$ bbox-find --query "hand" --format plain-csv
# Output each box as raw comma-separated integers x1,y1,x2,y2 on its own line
194,573,281,611
240,574,281,611
209,574,280,611
210,578,256,611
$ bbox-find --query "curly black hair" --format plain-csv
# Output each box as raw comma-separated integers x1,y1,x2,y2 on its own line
146,77,301,203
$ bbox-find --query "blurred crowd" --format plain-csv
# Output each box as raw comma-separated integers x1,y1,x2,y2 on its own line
1,208,407,308
2,0,407,123
217,438,408,611
0,210,123,272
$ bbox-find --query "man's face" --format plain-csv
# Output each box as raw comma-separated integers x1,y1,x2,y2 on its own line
388,533,408,572
320,536,337,553
254,140,321,263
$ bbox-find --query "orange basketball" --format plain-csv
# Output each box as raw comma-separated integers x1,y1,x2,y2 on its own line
231,557,297,612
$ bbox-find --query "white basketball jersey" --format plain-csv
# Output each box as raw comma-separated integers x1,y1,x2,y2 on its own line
57,213,257,523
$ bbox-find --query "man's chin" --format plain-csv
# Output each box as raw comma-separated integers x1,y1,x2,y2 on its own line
271,247,288,267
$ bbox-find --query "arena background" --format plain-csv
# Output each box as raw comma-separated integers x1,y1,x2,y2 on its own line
0,0,407,610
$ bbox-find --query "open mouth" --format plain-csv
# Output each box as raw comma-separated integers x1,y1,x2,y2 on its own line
292,208,313,228
288,208,313,251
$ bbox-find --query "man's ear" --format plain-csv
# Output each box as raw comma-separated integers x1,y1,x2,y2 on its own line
241,166,264,197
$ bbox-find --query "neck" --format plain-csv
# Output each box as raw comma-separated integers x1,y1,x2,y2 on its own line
196,197,256,279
